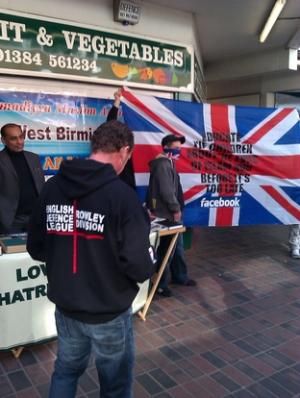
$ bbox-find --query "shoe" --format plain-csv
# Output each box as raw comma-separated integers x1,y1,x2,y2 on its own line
157,287,173,297
172,279,197,287
185,279,197,286
291,248,300,259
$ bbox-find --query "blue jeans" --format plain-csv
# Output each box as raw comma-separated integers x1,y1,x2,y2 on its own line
158,232,188,289
49,308,134,398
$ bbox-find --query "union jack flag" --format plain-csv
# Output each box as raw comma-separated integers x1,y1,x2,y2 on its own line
121,88,300,227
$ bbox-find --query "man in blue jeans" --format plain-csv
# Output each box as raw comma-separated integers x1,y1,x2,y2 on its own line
27,120,156,398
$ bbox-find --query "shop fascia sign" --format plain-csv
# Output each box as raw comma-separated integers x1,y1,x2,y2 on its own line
194,56,206,102
0,9,194,92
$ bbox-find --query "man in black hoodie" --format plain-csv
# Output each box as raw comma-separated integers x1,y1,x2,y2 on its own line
27,120,156,398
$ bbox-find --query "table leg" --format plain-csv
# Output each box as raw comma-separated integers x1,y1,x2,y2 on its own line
11,347,24,358
138,232,179,321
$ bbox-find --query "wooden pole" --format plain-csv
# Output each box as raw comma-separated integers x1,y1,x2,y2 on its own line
138,228,184,321
11,347,24,358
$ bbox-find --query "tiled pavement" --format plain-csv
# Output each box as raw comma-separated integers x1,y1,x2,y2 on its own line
1,224,300,397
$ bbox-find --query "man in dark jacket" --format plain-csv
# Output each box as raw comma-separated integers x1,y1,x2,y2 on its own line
27,120,156,398
0,123,44,234
147,134,196,297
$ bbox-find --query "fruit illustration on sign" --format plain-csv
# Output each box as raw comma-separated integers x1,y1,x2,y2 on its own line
128,66,139,78
165,71,173,84
139,67,153,80
172,72,178,85
111,63,129,79
153,68,166,84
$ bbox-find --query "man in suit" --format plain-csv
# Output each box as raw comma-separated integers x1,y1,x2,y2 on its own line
0,123,45,234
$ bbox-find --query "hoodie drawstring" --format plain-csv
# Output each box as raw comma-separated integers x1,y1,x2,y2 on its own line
73,199,78,274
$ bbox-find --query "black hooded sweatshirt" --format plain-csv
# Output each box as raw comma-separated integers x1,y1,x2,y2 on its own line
27,158,155,323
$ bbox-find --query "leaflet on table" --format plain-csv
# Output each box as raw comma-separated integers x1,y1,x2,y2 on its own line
0,234,27,254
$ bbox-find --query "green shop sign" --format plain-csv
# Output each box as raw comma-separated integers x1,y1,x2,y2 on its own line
0,10,193,92
194,56,206,102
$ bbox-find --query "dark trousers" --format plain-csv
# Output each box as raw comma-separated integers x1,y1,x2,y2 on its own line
157,232,188,289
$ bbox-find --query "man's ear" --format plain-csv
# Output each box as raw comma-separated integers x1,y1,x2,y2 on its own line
121,145,132,157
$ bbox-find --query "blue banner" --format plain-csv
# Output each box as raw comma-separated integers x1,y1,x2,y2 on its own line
0,91,118,175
